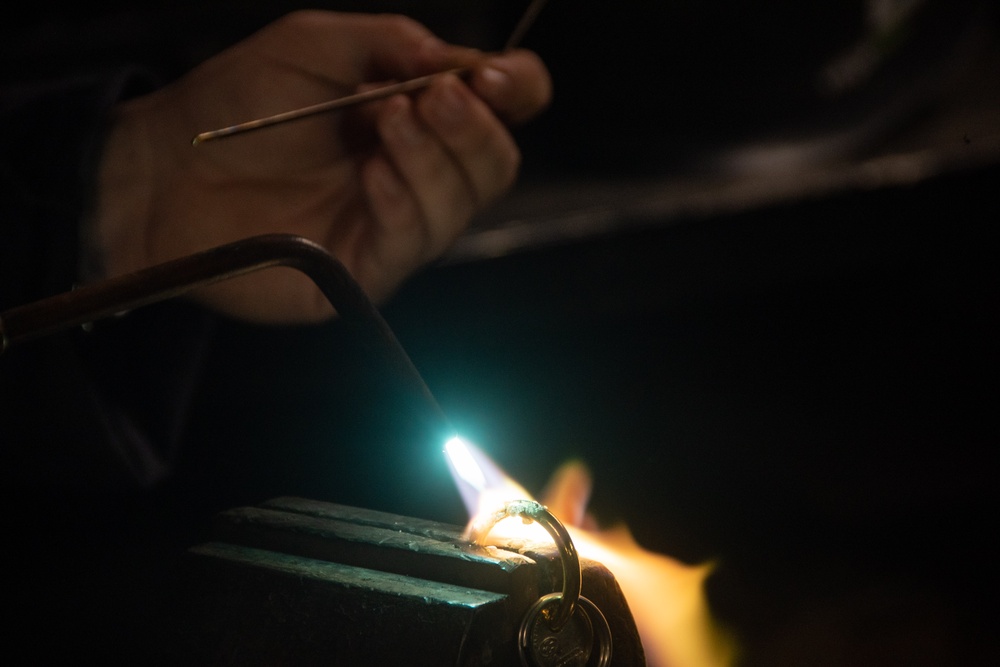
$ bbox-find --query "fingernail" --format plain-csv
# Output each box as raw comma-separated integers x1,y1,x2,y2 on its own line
480,66,510,95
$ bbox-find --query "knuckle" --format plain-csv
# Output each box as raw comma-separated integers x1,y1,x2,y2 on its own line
495,143,521,194
375,13,427,40
273,9,325,31
485,135,521,193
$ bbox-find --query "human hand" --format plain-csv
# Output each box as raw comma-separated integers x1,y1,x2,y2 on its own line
94,11,551,322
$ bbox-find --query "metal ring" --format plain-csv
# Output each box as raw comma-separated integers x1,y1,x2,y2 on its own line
578,596,613,667
469,499,582,631
517,592,593,667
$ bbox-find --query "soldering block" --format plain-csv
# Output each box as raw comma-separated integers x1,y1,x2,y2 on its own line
170,496,644,666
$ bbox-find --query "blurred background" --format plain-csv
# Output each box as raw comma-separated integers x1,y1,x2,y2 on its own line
4,1,999,664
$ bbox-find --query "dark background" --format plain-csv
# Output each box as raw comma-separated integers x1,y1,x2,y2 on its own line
4,1,999,664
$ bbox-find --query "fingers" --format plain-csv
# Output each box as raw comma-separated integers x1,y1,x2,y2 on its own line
470,49,553,124
258,11,551,122
366,92,477,261
360,73,522,284
358,153,424,298
417,74,522,207
257,11,451,85
387,92,477,232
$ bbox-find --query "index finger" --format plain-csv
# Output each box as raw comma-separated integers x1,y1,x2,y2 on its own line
254,11,453,85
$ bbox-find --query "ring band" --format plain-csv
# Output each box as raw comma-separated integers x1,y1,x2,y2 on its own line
469,499,581,631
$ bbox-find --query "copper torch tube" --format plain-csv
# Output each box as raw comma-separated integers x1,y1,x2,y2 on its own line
0,233,449,431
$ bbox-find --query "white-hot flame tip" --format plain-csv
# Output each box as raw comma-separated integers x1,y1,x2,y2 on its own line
444,435,487,492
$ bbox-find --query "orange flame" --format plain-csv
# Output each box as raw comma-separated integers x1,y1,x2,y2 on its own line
444,437,735,667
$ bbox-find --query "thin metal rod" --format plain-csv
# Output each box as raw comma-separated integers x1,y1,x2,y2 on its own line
192,68,467,145
0,234,451,435
504,0,550,51
192,0,551,145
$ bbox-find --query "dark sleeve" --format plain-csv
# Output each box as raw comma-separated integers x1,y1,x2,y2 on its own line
0,70,214,496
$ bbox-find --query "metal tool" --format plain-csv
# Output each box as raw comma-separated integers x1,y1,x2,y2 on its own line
173,497,639,665
0,234,449,436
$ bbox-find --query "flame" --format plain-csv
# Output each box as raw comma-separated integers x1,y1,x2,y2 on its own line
444,436,735,667
445,436,551,544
